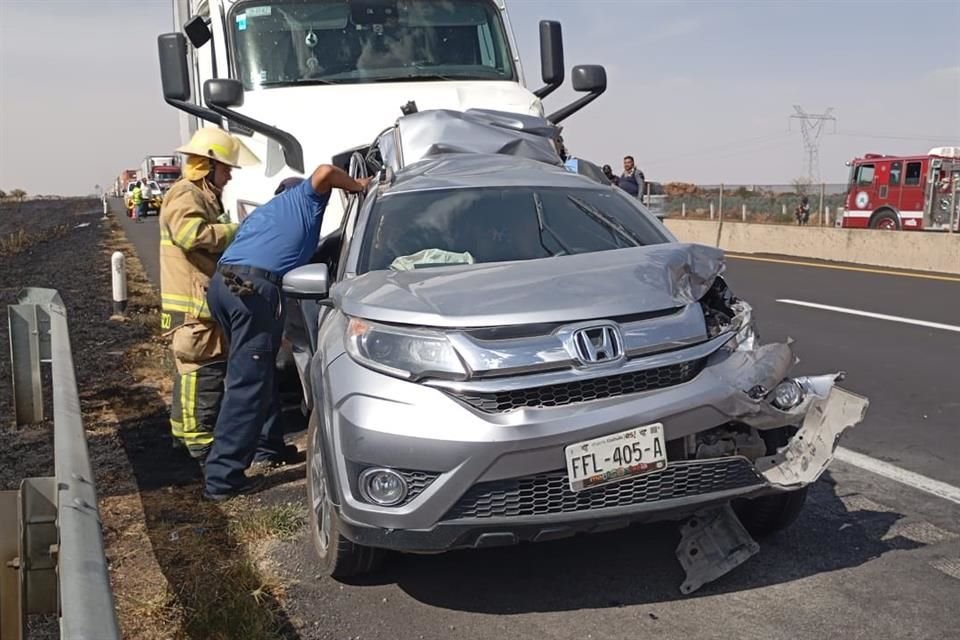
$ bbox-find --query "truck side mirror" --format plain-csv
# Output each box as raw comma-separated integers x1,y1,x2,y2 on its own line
158,33,192,102
157,33,223,125
183,15,212,48
547,65,608,124
533,21,564,100
202,79,305,173
571,65,607,94
203,79,244,109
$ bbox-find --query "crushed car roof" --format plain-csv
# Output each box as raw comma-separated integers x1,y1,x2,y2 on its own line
383,152,609,195
376,108,564,172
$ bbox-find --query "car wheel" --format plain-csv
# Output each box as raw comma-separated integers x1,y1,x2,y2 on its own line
869,210,899,230
734,486,808,537
307,410,384,578
734,425,809,536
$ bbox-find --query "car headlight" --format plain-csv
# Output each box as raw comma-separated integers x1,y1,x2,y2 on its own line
346,318,467,381
769,379,805,410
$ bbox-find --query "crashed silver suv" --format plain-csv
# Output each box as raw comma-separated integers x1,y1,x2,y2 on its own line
281,112,868,592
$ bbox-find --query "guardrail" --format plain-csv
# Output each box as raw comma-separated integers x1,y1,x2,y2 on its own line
2,288,120,640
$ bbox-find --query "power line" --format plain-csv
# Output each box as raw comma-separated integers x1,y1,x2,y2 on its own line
835,131,959,142
647,133,793,164
789,106,837,183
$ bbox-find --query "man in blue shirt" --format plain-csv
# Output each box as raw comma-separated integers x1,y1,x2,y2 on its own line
203,165,369,501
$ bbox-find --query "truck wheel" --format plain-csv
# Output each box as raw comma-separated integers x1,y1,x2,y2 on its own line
869,210,899,230
307,411,384,578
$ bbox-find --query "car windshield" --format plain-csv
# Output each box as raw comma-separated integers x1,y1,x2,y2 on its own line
356,186,670,274
231,0,515,90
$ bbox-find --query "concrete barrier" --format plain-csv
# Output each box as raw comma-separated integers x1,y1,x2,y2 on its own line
663,219,960,275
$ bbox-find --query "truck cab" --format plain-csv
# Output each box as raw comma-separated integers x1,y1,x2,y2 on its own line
160,0,602,236
842,147,960,231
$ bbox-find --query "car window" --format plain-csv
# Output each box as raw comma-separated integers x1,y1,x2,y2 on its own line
356,186,670,274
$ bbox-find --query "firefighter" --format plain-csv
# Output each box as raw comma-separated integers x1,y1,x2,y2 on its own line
159,127,259,463
202,167,369,501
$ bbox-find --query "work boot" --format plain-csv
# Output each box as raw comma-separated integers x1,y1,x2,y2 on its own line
251,444,305,470
201,475,265,502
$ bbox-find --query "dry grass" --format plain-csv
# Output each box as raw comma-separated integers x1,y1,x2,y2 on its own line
96,221,302,639
0,224,70,256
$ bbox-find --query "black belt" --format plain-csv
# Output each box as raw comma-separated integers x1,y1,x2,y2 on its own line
218,264,282,287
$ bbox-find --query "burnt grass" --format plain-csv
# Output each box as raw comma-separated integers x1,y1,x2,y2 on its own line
0,198,304,639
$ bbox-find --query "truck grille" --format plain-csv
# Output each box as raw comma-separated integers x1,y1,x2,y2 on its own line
443,457,762,520
448,359,705,413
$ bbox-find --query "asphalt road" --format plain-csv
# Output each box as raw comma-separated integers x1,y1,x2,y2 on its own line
112,200,960,639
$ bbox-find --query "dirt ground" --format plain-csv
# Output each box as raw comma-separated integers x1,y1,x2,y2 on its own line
1,199,307,639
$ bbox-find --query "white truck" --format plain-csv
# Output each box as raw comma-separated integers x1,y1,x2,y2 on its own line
158,0,606,236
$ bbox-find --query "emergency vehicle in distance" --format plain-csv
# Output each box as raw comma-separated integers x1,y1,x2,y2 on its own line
841,146,960,231
140,155,182,194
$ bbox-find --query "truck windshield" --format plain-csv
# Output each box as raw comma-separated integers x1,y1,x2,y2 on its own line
356,187,670,274
231,0,515,90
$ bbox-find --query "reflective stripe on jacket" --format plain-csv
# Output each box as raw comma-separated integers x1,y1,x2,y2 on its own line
159,178,238,321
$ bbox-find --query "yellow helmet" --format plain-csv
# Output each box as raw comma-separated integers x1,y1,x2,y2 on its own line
176,127,260,168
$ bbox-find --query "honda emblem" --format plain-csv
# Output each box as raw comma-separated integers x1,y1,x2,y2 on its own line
572,325,624,365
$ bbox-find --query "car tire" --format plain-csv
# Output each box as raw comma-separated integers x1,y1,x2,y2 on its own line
733,424,808,537
734,487,808,537
869,210,900,230
306,410,384,578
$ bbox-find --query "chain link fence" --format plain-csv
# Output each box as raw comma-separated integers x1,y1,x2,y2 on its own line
644,183,848,226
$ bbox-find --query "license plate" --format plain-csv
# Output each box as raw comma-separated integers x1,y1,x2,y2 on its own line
564,424,667,492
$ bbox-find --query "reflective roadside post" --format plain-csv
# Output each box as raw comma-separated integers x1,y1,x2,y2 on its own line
111,252,127,316
102,193,109,219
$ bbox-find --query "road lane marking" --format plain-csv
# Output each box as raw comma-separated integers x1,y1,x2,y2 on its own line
727,254,960,283
882,521,959,546
777,299,960,333
929,558,960,581
835,447,960,506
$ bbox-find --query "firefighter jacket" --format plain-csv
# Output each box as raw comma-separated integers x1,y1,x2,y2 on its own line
159,178,238,325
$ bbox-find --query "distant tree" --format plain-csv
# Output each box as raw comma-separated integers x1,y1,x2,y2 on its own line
9,189,26,202
0,189,6,199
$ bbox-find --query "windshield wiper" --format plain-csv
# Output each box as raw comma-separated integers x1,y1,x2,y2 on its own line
260,79,344,88
369,72,501,83
566,195,645,247
534,192,573,257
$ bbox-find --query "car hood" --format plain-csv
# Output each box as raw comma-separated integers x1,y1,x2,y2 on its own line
332,243,725,328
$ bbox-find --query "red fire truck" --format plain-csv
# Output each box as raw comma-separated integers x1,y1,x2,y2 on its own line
841,147,959,231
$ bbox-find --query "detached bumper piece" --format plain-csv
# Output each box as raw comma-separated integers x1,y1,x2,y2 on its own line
676,503,759,595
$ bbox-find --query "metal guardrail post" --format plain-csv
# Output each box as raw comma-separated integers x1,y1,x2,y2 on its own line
8,302,46,425
3,288,120,640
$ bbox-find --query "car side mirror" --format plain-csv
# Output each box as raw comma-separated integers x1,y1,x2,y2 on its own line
547,64,608,124
283,264,330,299
533,20,564,100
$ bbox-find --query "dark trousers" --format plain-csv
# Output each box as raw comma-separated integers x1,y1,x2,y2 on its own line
204,268,287,495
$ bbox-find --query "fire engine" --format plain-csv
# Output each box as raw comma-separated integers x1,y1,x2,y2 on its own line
841,147,960,231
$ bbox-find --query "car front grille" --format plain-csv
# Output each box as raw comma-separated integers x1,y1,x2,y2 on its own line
443,457,763,520
398,469,440,505
447,358,705,413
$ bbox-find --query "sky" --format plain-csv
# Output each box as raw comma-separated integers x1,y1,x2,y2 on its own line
1,0,958,196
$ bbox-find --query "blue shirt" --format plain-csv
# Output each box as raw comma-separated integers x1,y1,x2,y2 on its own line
220,179,331,276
